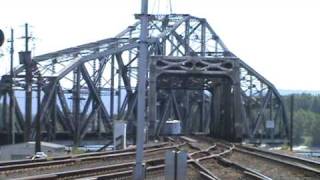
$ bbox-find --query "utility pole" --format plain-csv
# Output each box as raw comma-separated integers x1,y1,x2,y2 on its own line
23,23,32,142
134,0,149,179
8,29,15,144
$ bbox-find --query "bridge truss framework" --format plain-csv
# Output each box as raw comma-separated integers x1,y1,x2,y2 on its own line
0,14,289,145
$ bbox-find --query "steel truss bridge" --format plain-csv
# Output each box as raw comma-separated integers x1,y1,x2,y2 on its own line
0,14,289,145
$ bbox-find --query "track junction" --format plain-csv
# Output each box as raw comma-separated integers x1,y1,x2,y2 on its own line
0,136,318,180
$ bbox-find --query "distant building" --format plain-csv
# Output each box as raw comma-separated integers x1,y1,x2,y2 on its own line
0,141,66,161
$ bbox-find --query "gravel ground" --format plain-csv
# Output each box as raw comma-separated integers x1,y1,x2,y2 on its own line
227,151,320,180
200,158,254,180
2,149,172,179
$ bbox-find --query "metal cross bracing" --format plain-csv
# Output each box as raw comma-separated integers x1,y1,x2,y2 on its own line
0,14,289,145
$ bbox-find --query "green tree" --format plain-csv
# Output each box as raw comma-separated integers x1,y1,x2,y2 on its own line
311,96,320,113
294,93,314,111
283,94,320,146
310,113,320,146
293,109,308,145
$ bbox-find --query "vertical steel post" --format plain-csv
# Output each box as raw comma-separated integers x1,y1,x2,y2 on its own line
51,87,57,140
209,89,215,136
148,61,157,137
25,23,29,52
164,151,175,180
35,77,41,153
185,18,190,55
221,80,232,139
290,95,294,151
270,93,274,140
161,16,168,55
184,90,190,134
127,28,133,126
233,62,242,140
110,55,115,120
24,55,32,142
117,67,121,116
213,85,222,137
9,29,15,144
176,151,187,180
134,0,148,179
128,28,133,87
24,23,32,142
201,19,206,56
97,60,102,137
165,151,187,180
170,35,174,56
116,54,122,116
200,96,205,132
3,95,8,138
92,59,97,131
73,68,81,146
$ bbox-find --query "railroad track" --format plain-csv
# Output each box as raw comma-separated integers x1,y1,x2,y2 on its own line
13,158,165,180
7,145,217,179
0,142,168,167
73,160,216,180
3,136,320,180
0,144,177,179
191,136,320,179
49,160,217,180
187,139,269,180
228,145,320,179
236,145,320,171
2,137,221,180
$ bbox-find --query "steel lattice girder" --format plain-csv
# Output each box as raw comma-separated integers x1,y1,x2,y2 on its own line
0,14,289,144
148,56,288,141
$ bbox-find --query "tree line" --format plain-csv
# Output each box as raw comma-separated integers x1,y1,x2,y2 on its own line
283,94,320,147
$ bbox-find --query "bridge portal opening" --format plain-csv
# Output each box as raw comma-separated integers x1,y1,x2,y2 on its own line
148,56,242,141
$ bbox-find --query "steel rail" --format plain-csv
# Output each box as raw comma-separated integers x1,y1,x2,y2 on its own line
237,144,320,171
234,147,320,175
0,142,168,167
0,143,174,173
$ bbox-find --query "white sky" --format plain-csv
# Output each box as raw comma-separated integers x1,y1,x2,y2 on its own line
0,0,320,90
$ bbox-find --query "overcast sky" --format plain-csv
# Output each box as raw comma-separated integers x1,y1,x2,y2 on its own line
0,0,319,90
